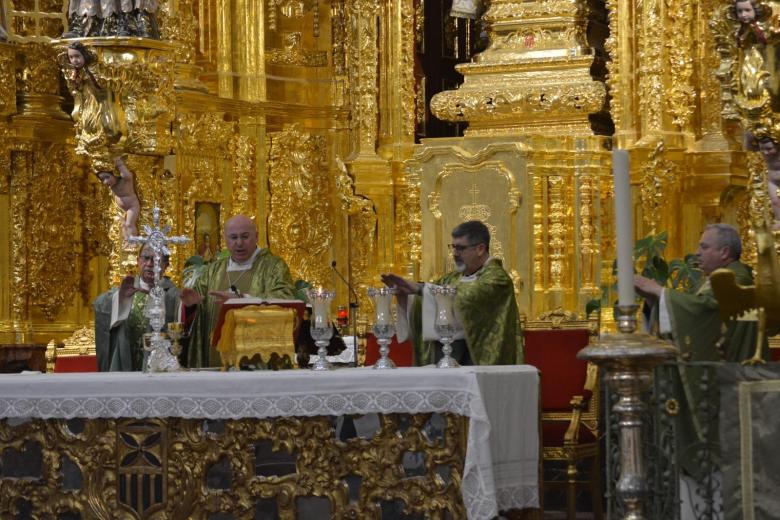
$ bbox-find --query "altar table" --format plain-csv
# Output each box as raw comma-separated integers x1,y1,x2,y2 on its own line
0,365,539,519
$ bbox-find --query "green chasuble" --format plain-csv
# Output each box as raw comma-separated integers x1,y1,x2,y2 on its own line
661,260,763,478
409,258,522,366
93,278,180,372
186,249,296,368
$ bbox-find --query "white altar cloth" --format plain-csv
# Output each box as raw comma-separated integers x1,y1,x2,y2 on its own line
0,365,539,519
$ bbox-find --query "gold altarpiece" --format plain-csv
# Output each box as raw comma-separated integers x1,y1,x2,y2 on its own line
0,0,767,343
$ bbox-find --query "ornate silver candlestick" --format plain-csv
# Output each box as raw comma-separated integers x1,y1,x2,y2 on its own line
127,206,190,373
368,286,396,369
430,285,460,368
577,304,677,520
307,288,335,371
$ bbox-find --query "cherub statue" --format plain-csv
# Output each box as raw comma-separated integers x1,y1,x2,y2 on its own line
97,156,140,240
59,42,124,173
746,132,780,229
735,0,766,44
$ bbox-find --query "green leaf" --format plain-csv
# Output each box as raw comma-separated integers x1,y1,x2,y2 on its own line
585,298,601,318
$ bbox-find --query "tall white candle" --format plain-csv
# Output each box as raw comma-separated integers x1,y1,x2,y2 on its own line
612,149,635,307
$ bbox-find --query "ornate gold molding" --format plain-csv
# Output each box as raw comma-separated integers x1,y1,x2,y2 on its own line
267,124,332,287
0,413,467,518
429,0,606,136
0,42,16,117
266,31,327,66
346,0,381,155
639,142,680,235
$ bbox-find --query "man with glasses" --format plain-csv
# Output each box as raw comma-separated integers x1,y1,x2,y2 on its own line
93,243,181,371
381,220,521,365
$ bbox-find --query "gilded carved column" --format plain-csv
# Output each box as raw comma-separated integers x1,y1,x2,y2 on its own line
382,0,419,274
346,0,393,273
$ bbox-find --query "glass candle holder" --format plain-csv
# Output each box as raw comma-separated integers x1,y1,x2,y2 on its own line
368,286,396,369
307,288,336,371
430,285,461,368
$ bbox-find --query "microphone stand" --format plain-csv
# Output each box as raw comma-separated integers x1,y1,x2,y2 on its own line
331,260,359,366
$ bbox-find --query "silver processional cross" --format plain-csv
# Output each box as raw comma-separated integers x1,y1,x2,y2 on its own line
127,206,190,372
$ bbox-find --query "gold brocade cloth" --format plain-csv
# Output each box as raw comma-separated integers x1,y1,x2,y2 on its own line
216,305,298,369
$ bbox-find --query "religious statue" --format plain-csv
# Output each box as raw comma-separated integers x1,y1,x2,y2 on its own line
59,42,125,174
63,0,159,39
734,0,766,44
745,133,780,228
97,156,141,241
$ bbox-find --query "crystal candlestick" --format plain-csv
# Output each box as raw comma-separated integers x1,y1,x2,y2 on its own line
430,285,461,368
307,288,336,371
368,286,396,369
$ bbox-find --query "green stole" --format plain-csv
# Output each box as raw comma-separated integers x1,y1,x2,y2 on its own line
187,249,296,368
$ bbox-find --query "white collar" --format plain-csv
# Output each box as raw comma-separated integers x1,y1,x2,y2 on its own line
460,257,494,282
227,248,261,272
138,278,151,291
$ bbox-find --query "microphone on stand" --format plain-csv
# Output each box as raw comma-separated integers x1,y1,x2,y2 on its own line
331,260,359,366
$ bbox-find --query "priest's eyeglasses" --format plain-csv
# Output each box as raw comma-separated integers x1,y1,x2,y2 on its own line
447,243,482,252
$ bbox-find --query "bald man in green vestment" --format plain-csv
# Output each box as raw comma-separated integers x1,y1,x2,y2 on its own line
381,220,522,366
94,244,181,371
634,223,762,479
181,215,296,368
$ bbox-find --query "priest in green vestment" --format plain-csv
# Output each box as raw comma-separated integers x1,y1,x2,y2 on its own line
634,223,762,478
180,215,296,368
93,244,181,371
381,220,522,366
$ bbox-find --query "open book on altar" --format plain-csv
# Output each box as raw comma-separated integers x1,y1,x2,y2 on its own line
223,297,306,306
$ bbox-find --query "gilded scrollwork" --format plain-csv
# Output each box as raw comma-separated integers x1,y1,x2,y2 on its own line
0,42,16,117
396,161,422,272
346,0,380,154
639,142,680,234
430,77,605,128
637,0,664,140
483,0,579,20
267,124,332,287
665,0,695,131
6,143,82,323
400,0,416,138
266,31,327,66
158,0,197,64
177,112,234,257
230,134,258,218
578,173,599,293
0,413,467,518
548,175,567,291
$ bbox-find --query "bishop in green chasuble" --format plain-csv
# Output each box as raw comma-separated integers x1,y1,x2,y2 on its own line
94,245,181,372
382,220,522,366
182,215,296,368
635,224,761,479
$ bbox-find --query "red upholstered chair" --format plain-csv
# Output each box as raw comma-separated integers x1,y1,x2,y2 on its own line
523,309,602,520
46,327,98,373
363,334,414,367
